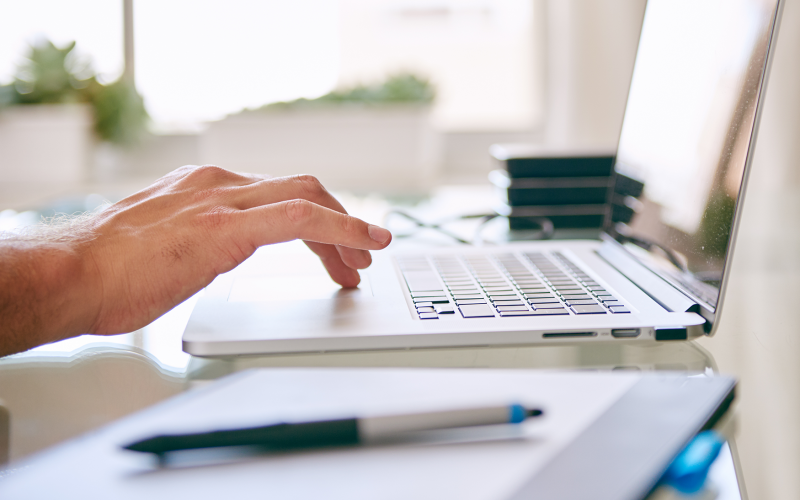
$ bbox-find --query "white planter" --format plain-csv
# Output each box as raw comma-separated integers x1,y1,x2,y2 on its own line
0,104,93,185
200,106,441,193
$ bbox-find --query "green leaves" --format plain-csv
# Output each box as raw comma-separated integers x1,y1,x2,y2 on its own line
0,39,148,145
260,73,435,111
91,78,148,145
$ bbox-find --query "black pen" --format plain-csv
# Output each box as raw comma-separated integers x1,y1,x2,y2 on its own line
123,404,544,455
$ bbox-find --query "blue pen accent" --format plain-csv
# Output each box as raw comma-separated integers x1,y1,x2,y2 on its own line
508,404,527,424
662,430,725,494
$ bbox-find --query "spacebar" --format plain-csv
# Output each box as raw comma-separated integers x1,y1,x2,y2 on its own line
403,271,443,292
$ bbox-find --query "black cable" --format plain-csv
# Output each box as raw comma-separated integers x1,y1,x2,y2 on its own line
384,209,473,244
384,210,555,245
611,228,688,272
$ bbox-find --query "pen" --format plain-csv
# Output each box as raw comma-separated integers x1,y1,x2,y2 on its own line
123,404,543,455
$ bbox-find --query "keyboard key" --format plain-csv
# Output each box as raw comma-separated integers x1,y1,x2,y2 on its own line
527,298,557,304
416,307,435,313
456,299,487,305
413,296,446,303
414,302,433,309
492,300,525,306
452,294,485,301
482,287,514,292
428,298,452,304
515,282,544,287
459,304,496,318
571,304,607,315
609,307,631,314
418,312,439,320
530,308,570,315
562,294,592,300
499,310,539,317
497,305,530,312
487,292,518,298
600,300,621,307
561,297,592,304
565,299,597,306
528,298,561,304
411,291,446,298
533,303,567,309
403,272,443,292
435,304,455,314
525,293,555,299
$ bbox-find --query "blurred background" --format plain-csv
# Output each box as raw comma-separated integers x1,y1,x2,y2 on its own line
0,0,650,208
2,2,800,499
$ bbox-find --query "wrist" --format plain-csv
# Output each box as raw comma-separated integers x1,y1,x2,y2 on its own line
0,239,97,355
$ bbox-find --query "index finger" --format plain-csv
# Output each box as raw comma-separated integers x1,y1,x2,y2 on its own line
235,199,392,250
233,175,373,268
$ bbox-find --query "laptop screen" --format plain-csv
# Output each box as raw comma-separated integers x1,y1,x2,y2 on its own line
611,0,780,310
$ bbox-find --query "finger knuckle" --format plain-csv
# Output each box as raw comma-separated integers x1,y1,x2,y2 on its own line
192,187,222,203
189,165,232,182
339,214,359,235
292,174,326,197
284,199,313,223
200,206,234,230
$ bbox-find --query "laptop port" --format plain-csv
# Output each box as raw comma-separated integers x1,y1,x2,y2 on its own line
543,332,596,338
611,328,641,338
655,327,687,341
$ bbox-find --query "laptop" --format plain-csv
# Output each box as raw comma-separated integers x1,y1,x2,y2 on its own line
183,0,784,357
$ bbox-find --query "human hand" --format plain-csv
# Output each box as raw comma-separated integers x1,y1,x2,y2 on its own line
83,166,392,335
0,165,392,354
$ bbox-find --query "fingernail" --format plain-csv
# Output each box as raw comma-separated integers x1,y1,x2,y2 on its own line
368,224,391,244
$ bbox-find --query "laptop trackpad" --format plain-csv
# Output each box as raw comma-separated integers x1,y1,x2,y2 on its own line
228,273,373,302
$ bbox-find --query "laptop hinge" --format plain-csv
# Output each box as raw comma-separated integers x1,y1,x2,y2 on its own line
597,239,700,314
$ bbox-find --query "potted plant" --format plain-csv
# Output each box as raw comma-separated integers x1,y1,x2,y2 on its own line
0,40,147,185
200,74,441,193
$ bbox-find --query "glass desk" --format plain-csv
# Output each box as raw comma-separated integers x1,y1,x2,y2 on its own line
1,181,799,500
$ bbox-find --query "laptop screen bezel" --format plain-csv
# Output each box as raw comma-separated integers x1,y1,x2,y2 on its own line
601,0,785,333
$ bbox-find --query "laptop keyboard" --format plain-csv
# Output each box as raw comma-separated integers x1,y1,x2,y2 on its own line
396,252,631,320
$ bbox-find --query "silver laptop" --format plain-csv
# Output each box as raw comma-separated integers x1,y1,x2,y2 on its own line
183,0,783,357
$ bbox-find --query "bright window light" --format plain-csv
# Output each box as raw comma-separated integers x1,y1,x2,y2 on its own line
133,0,340,130
1,0,541,133
0,0,123,84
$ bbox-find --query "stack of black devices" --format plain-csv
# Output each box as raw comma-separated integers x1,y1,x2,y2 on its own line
489,145,644,231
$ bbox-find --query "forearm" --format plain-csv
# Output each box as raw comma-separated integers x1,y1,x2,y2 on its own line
0,239,95,356
0,167,392,355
